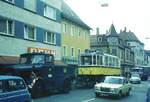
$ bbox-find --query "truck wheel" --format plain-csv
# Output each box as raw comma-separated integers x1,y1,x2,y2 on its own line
95,93,99,97
61,79,71,93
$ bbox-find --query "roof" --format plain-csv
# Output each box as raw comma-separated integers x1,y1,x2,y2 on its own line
119,31,141,42
0,75,22,80
62,1,91,30
107,24,118,37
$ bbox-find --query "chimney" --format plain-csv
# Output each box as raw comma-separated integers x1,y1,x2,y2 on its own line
106,30,109,34
96,27,100,35
120,29,122,33
129,30,131,33
124,27,127,32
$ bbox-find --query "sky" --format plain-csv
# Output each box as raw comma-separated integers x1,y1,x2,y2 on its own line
64,0,150,50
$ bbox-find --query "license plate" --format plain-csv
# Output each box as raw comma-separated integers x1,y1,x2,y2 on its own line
101,93,108,96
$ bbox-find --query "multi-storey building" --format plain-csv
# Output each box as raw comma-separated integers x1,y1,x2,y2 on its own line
0,0,62,63
91,24,134,76
119,28,145,67
61,1,91,65
144,50,150,67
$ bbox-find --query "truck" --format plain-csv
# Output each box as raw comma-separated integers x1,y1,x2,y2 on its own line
131,67,149,81
0,53,74,97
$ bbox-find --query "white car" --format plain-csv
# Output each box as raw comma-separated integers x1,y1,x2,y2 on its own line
94,76,132,98
130,74,141,84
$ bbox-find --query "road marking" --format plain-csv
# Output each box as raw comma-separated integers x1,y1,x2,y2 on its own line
82,98,95,102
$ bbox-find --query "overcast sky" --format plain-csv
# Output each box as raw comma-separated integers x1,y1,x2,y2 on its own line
65,0,150,50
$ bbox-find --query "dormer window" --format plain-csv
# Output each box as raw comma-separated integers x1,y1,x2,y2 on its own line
98,37,102,42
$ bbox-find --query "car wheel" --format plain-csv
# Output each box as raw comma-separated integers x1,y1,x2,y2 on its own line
95,93,99,97
117,91,122,99
126,89,130,96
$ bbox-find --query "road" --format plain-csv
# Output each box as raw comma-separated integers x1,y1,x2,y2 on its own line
34,81,149,102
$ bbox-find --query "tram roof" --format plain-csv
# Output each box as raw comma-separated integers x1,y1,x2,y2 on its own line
81,51,119,58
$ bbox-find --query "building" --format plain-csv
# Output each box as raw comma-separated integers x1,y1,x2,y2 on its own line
61,1,91,65
144,50,150,67
91,24,135,75
0,0,62,63
119,28,145,68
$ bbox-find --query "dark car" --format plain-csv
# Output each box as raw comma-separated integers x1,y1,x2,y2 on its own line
0,75,33,102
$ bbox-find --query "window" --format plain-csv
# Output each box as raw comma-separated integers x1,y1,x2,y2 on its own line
0,81,3,93
45,55,54,63
84,31,86,40
127,42,130,46
62,23,67,33
81,56,92,65
71,48,74,57
78,48,81,56
5,0,14,3
97,56,103,65
71,26,75,36
24,25,36,40
44,5,56,20
44,32,56,44
5,80,26,92
63,46,67,56
24,0,36,12
111,48,117,56
31,55,45,64
125,49,130,61
98,37,102,42
105,56,108,66
78,28,81,37
0,18,14,36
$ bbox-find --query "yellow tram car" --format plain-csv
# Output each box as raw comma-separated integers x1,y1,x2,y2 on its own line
77,50,121,87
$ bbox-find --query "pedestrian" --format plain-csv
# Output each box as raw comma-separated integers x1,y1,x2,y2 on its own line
146,85,150,102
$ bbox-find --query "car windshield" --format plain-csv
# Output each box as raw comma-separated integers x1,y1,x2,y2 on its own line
131,74,140,77
104,77,123,84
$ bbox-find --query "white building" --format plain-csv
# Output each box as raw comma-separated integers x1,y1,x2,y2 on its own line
119,28,145,67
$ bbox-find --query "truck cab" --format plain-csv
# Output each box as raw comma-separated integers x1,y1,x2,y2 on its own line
0,53,72,97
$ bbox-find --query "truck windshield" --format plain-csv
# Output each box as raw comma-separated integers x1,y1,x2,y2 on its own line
20,55,45,64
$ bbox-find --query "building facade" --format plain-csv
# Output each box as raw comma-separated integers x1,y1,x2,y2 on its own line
0,0,62,63
144,50,150,67
91,24,135,75
119,28,145,67
61,2,91,65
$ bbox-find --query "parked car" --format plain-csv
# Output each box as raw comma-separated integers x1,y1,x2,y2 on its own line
94,76,132,98
130,74,141,84
0,75,33,102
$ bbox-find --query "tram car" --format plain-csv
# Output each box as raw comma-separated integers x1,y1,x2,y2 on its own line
76,50,121,87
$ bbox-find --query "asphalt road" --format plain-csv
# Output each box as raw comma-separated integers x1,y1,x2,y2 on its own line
34,81,149,102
